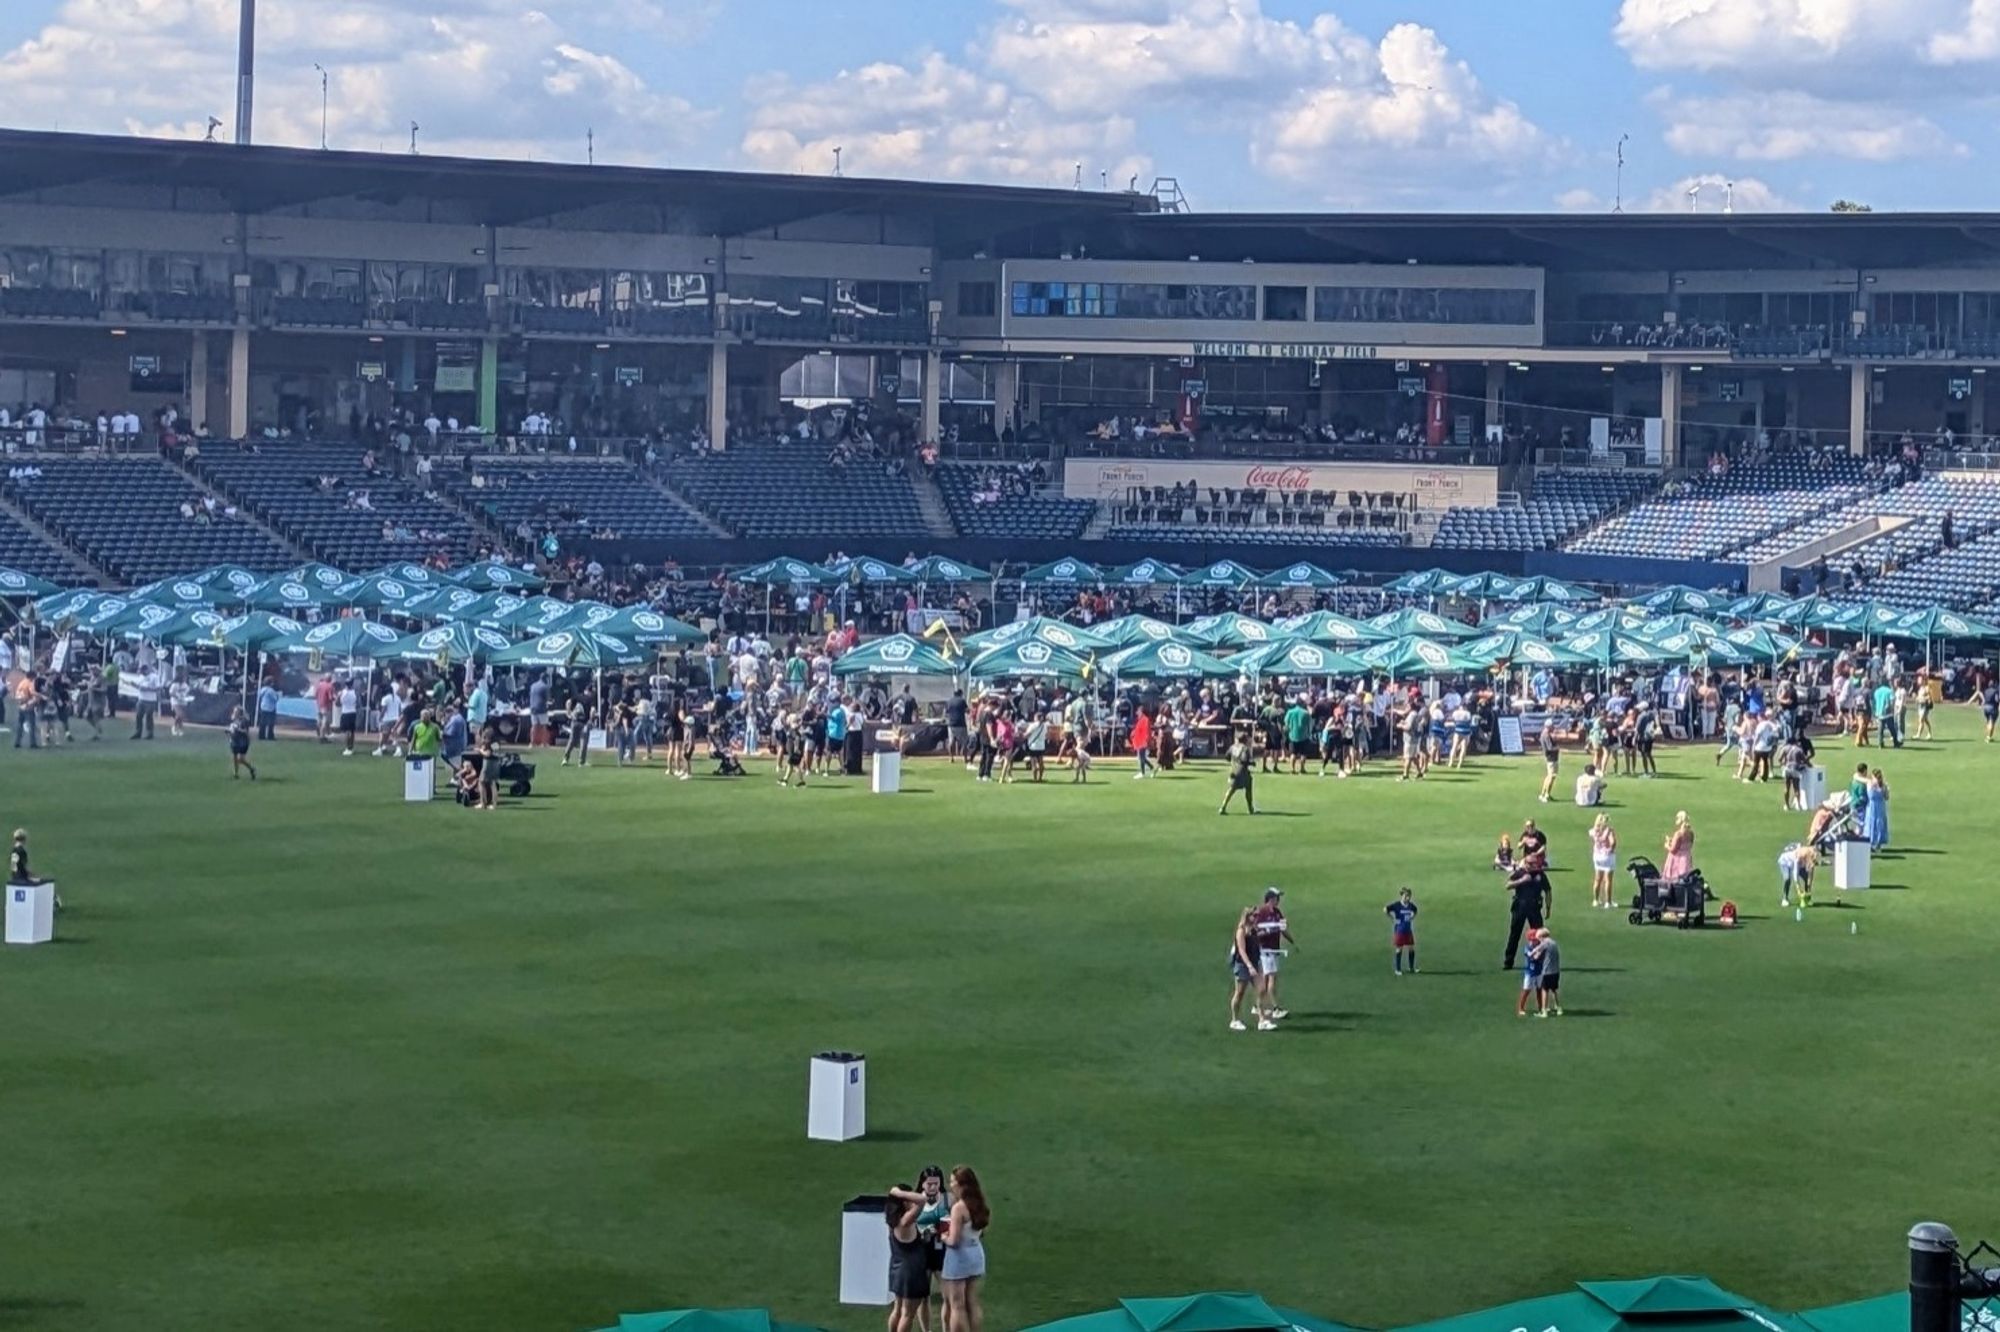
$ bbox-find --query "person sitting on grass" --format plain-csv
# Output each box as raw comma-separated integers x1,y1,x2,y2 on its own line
1574,762,1605,807
1492,833,1515,873
455,751,483,808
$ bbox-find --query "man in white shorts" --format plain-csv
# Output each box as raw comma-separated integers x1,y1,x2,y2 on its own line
1248,887,1294,1029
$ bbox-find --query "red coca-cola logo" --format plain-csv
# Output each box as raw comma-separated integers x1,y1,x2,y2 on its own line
1244,465,1313,491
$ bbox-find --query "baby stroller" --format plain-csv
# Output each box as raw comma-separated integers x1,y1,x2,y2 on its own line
1625,855,1709,928
491,752,536,797
1806,791,1860,854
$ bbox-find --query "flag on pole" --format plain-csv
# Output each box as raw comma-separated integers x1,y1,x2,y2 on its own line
923,617,961,659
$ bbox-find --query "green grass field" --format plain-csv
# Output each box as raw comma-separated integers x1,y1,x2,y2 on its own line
1,711,1996,1332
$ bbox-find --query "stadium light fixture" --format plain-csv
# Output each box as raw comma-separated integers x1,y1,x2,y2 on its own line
367,335,384,343
110,328,127,337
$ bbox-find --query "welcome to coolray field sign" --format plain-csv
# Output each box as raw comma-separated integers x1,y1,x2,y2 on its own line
1062,457,1497,511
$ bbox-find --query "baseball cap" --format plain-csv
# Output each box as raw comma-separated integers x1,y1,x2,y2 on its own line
1263,886,1283,901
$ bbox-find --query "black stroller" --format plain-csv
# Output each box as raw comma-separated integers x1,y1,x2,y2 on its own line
492,752,536,797
1625,855,1709,928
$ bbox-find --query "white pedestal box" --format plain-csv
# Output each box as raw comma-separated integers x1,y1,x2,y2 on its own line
6,882,55,945
871,750,902,795
808,1051,866,1142
1834,839,1871,890
839,1194,893,1305
589,727,609,752
404,758,435,802
1801,766,1827,810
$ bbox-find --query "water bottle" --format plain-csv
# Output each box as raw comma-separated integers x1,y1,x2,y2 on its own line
1794,906,1803,922
1850,921,1858,935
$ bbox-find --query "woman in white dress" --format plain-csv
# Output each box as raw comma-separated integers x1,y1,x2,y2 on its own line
1589,813,1618,909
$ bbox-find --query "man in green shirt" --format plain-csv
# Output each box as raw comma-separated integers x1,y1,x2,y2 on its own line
409,709,443,759
1283,696,1312,774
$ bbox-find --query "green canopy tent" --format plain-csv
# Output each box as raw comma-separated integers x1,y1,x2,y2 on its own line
1367,608,1480,640
1717,625,1810,664
1562,607,1653,637
1484,604,1583,638
1653,632,1758,667
966,637,1093,680
1102,639,1235,680
488,629,652,670
1796,1293,1906,1332
104,601,216,642
907,554,992,584
360,561,450,589
1094,614,1187,648
555,601,628,635
396,585,489,622
35,588,122,624
1395,1277,1810,1332
1766,594,1850,630
450,558,545,591
187,562,269,598
831,633,960,677
1445,571,1520,599
1881,606,2000,642
732,556,842,586
1724,591,1797,621
283,561,361,594
1814,601,1911,638
275,617,404,658
962,616,1114,654
1628,585,1730,615
1022,1292,1360,1332
242,576,347,614
831,555,919,586
1560,629,1673,669
1233,638,1368,679
497,595,585,635
341,576,429,613
1177,559,1261,591
1104,558,1183,588
589,1308,830,1332
1254,560,1345,591
1270,609,1387,647
1385,568,1460,594
1630,614,1725,645
1354,635,1483,676
1019,556,1103,586
1179,614,1284,650
379,622,518,664
1502,574,1596,603
1458,630,1595,669
0,566,60,598
211,612,311,651
589,607,705,646
67,593,142,636
131,575,241,609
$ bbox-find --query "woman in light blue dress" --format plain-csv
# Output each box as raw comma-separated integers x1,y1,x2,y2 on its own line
940,1165,990,1332
1865,768,1890,850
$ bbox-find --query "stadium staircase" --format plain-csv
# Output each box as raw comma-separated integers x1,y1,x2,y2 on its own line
908,469,958,541
0,489,106,585
167,455,311,565
638,470,730,538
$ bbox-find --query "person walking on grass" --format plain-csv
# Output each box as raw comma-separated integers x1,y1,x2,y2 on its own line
939,1166,989,1332
338,679,359,756
227,704,257,780
1023,709,1049,782
1529,928,1562,1017
1227,906,1263,1031
1061,716,1092,783
779,712,809,788
1974,679,1998,742
1218,727,1256,815
1284,694,1312,774
1386,886,1419,975
1250,886,1292,1023
1538,720,1561,803
560,696,592,767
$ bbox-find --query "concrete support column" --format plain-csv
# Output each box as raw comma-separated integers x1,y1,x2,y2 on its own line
1483,361,1504,436
707,341,729,450
992,360,1020,437
920,348,942,441
189,330,210,433
228,325,250,440
1971,375,1988,440
1849,362,1870,456
479,335,499,434
401,337,419,397
1659,363,1682,470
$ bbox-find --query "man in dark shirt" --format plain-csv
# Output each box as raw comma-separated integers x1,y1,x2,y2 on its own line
1503,860,1551,969
1218,729,1255,816
946,690,969,761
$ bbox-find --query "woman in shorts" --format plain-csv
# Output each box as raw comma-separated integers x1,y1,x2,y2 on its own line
227,703,257,780
1588,813,1618,909
1227,907,1262,1030
883,1188,931,1332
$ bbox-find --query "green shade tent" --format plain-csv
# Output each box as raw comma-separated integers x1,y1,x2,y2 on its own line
1484,604,1582,637
1355,635,1483,676
207,612,309,650
589,607,705,645
1628,585,1729,615
1397,1276,1809,1332
1459,630,1595,668
962,616,1114,654
1766,594,1848,629
965,637,1092,680
1561,629,1673,668
1102,639,1235,680
1255,560,1345,590
105,602,222,643
907,554,992,583
1630,614,1725,644
1023,1292,1360,1332
1444,571,1519,598
361,561,448,588
1180,613,1284,650
1503,574,1596,603
397,585,489,622
1177,558,1261,590
381,622,518,663
1104,558,1182,587
1367,608,1479,640
1385,567,1459,594
488,629,652,670
831,634,959,677
498,595,585,634
132,575,239,608
187,563,268,597
242,576,346,613
732,557,841,586
1233,638,1367,679
1270,609,1387,647
1094,614,1187,648
277,617,404,657
1724,591,1797,621
34,588,114,622
283,562,361,594
590,1307,829,1332
63,593,140,635
1815,601,1911,637
832,555,919,585
0,566,59,598
1019,556,1102,586
555,601,628,634
1796,1293,1906,1332
1883,606,2000,642
1653,632,1757,666
1718,625,1809,663
1563,607,1653,637
341,576,429,612
450,558,544,591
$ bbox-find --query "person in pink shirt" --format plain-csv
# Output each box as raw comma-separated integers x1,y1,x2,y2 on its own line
312,675,336,743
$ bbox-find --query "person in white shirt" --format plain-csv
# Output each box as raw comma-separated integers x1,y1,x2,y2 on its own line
131,669,160,739
375,686,403,756
1574,763,1605,807
338,681,360,755
424,414,441,444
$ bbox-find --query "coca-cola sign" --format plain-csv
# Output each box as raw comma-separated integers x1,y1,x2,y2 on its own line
1244,465,1314,491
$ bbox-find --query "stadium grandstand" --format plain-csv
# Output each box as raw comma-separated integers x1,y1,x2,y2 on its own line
9,128,2000,603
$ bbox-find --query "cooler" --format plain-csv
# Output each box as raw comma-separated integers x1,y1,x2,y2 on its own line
808,1051,866,1142
5,881,55,945
1834,839,1871,890
839,1194,893,1305
871,750,902,795
404,757,435,802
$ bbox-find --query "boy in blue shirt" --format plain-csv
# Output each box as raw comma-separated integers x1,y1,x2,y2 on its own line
1516,928,1546,1017
1385,886,1418,975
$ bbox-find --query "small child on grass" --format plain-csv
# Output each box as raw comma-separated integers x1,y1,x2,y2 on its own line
1385,886,1418,974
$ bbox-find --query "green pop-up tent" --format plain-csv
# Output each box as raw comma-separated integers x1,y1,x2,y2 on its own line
1101,638,1235,680
1255,560,1345,591
489,629,652,670
1628,585,1729,615
1484,604,1582,638
1271,609,1387,647
1179,613,1283,650
1367,608,1479,641
1020,555,1103,586
1396,1276,1812,1332
1458,630,1594,668
1796,1292,1906,1332
380,622,518,663
0,565,59,598
1094,614,1186,648
831,633,959,677
1233,637,1367,679
965,637,1093,680
588,1307,831,1332
963,616,1114,654
1354,634,1483,676
1021,1291,1361,1332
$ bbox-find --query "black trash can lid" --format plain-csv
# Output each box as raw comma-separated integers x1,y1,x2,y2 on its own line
844,1194,891,1212
815,1050,863,1063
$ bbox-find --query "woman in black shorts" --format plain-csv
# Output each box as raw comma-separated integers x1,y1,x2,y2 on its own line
883,1188,932,1332
228,704,258,780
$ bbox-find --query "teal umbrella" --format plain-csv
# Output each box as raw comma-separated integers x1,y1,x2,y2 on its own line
594,1309,830,1332
1718,625,1810,663
1445,571,1519,599
1882,606,2000,641
907,554,992,583
1484,604,1582,638
341,576,428,612
450,558,544,591
1815,601,1912,637
35,588,117,623
1104,558,1182,588
1179,613,1284,650
397,585,489,622
1367,608,1479,640
153,608,235,647
1459,631,1594,668
1560,629,1671,668
1797,1293,1906,1332
283,562,360,594
380,622,517,663
966,637,1092,680
361,561,449,588
1271,609,1388,647
1093,614,1187,648
1397,1277,1809,1332
1628,584,1728,615
187,563,268,598
553,601,627,634
132,575,239,608
1724,591,1795,620
1102,638,1235,680
831,554,919,586
277,617,403,657
1629,614,1724,644
832,633,960,677
498,595,585,635
1254,560,1344,590
1561,606,1652,637
242,576,345,613
1385,568,1459,594
1234,637,1367,679
1019,556,1101,586
488,629,652,670
1502,574,1595,603
589,606,705,645
1024,1292,1360,1332
733,556,841,586
1177,558,1260,590
105,601,212,641
61,593,140,635
211,612,310,650
962,616,1114,654
1354,635,1482,676
0,566,59,598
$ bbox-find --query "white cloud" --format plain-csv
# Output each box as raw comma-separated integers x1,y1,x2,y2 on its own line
1650,89,1964,160
1616,0,2000,79
740,52,1150,188
1554,187,1607,211
0,0,709,162
1637,172,1801,212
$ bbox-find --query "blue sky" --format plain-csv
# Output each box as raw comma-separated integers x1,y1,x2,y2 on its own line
0,0,1993,212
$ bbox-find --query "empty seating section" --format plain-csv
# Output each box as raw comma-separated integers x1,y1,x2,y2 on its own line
1734,326,1830,358
438,459,712,542
141,292,235,322
0,508,73,582
271,296,364,328
0,288,100,319
1568,459,1875,561
935,465,1094,540
1729,475,2000,576
1434,469,1655,551
3,458,293,582
1103,522,1402,549
1862,532,2000,609
196,444,473,569
666,442,928,541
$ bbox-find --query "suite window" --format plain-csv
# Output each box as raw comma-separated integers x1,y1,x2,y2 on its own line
1263,286,1307,321
1313,285,1537,325
1007,280,1251,320
958,282,996,317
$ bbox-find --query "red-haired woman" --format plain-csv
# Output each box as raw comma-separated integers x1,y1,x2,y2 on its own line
940,1165,989,1332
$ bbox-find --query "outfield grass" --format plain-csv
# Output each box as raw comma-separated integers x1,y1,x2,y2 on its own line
1,711,1996,1332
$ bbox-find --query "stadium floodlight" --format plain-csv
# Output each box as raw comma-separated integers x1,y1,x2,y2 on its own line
1687,182,1701,212
313,63,327,150
832,145,842,176
1724,180,1735,214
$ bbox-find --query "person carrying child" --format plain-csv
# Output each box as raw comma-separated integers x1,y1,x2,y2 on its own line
1529,928,1562,1017
1516,927,1546,1017
1385,887,1418,975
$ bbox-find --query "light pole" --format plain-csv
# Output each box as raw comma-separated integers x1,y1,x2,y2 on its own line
832,145,842,176
313,62,327,149
1687,182,1701,213
1614,132,1628,213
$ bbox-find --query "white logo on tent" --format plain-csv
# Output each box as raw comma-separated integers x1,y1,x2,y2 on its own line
139,605,172,626
634,612,665,631
597,634,631,652
271,617,302,634
938,562,963,579
419,630,450,650
173,581,203,600
1945,616,1967,633
1238,620,1269,641
306,622,342,643
1289,564,1311,581
489,567,514,584
1417,642,1448,668
1019,641,1053,664
1139,620,1171,639
583,606,616,627
1414,612,1447,631
1521,643,1555,663
1210,563,1230,577
378,579,406,600
1055,561,1078,578
1573,633,1602,651
785,561,811,579
193,611,221,629
1044,626,1079,648
0,572,22,589
496,596,524,613
475,629,510,651
880,639,915,662
1160,644,1193,669
1294,645,1326,671
537,633,575,654
863,561,888,579
281,582,310,600
313,568,344,586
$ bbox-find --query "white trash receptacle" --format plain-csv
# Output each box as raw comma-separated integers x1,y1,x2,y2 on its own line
589,726,609,752
1800,766,1827,809
404,757,435,802
839,1194,893,1305
5,881,55,945
871,750,902,795
808,1051,866,1142
1834,839,1871,890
